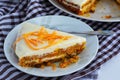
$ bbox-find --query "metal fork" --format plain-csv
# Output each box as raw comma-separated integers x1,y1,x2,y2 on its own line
41,24,114,36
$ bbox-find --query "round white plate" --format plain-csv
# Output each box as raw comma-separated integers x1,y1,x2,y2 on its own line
49,0,120,22
4,16,99,77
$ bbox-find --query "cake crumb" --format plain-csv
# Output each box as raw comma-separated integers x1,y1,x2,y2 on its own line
51,64,56,70
102,15,112,19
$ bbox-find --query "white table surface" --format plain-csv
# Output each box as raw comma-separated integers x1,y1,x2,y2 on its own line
98,52,120,80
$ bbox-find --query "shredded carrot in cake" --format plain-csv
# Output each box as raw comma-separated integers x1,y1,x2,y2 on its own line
15,26,72,50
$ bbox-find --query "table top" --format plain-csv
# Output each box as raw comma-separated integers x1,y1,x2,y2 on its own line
98,53,120,80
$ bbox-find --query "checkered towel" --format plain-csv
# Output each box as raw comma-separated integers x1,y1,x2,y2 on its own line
0,0,120,80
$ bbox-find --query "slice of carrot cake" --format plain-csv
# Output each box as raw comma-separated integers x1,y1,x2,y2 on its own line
57,0,96,15
14,22,86,68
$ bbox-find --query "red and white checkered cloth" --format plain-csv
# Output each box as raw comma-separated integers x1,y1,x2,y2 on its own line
0,0,120,80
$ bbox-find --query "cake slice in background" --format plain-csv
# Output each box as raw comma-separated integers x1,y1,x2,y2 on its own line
57,0,97,15
116,0,120,4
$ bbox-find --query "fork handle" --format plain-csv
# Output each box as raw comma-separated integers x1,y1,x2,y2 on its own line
67,30,114,36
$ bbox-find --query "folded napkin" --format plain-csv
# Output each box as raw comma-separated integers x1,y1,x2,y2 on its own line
0,0,120,80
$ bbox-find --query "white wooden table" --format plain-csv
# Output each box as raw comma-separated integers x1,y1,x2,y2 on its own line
98,53,120,80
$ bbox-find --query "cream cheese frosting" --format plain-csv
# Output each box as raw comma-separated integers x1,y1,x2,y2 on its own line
66,0,89,10
15,22,86,59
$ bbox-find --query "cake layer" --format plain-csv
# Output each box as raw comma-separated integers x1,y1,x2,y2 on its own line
19,43,85,67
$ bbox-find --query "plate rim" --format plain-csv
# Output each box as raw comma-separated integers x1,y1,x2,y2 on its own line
4,15,99,77
49,0,120,22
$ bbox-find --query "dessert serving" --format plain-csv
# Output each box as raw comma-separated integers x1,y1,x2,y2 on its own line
57,0,96,15
14,23,86,69
57,0,120,15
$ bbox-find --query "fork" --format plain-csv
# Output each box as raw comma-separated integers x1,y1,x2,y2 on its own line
41,24,114,36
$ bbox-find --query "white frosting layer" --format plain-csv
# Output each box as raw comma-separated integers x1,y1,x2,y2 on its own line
15,22,86,58
66,0,89,10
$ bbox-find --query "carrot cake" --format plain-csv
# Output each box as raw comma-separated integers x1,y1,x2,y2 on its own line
57,0,96,15
57,0,120,15
14,22,86,68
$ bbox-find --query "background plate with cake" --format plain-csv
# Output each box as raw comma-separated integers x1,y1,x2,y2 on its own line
49,0,120,22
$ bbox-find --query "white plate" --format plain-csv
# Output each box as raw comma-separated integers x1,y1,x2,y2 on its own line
4,16,99,77
49,0,120,22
